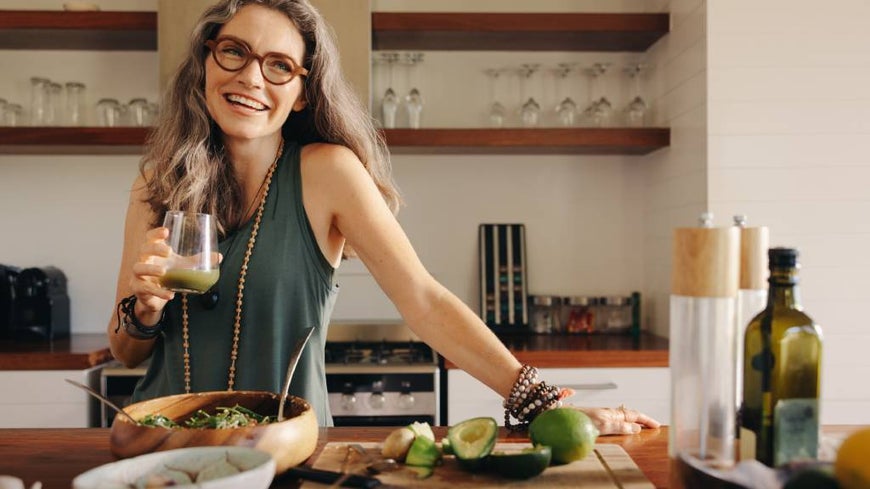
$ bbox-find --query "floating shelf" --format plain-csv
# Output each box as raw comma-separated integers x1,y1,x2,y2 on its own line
382,128,670,155
0,10,156,50
0,127,151,154
372,13,669,51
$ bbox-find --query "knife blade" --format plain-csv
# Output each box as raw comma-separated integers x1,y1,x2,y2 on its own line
282,466,382,488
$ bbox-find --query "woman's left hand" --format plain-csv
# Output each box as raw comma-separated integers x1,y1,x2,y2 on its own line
568,405,661,436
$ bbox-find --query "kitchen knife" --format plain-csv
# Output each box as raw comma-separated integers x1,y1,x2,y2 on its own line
282,466,382,488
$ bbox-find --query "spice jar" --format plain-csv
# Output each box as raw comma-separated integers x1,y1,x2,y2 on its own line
529,295,559,334
599,295,632,334
563,296,596,334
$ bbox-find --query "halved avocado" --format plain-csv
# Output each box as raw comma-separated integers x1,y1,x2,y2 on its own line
447,417,498,471
487,445,552,480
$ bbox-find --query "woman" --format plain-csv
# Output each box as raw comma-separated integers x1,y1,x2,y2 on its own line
107,0,659,434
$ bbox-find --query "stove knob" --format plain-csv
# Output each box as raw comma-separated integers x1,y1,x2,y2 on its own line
340,383,356,411
369,392,386,410
398,381,415,409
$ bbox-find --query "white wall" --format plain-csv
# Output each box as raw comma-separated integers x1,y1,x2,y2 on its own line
707,0,870,424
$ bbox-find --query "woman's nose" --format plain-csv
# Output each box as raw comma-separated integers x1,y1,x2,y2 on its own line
236,58,265,88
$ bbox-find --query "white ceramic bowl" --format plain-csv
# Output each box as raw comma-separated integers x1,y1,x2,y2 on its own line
72,446,275,489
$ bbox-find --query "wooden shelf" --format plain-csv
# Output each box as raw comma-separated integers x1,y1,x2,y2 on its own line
0,10,156,50
372,13,669,51
0,127,151,154
382,128,670,155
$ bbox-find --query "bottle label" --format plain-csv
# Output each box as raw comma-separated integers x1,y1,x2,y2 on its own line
738,427,756,461
774,398,819,466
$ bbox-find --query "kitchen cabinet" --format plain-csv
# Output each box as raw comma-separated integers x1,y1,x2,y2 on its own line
446,367,670,426
0,8,670,155
0,368,102,428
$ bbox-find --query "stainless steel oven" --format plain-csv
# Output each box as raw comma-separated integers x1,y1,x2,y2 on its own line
325,323,439,427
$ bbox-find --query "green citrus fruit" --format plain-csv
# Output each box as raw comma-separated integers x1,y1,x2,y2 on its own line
529,408,599,465
487,445,552,479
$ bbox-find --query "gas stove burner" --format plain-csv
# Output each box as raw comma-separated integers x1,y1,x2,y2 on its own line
325,340,435,366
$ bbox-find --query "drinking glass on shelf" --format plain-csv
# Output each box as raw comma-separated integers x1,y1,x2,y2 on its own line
624,63,650,127
483,68,506,128
518,63,541,127
553,63,578,127
128,98,150,127
30,77,50,126
403,52,424,129
5,104,22,126
65,82,86,126
159,211,220,294
378,52,400,128
96,98,121,127
583,62,613,127
0,98,6,126
45,82,62,126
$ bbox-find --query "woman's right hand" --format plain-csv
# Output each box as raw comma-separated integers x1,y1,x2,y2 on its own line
128,226,175,318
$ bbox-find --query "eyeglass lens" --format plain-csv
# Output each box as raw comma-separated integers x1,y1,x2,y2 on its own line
212,39,300,85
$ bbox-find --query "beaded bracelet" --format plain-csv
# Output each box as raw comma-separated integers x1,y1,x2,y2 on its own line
503,365,564,431
115,295,166,340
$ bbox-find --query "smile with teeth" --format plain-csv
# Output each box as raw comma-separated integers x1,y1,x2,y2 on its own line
225,93,268,111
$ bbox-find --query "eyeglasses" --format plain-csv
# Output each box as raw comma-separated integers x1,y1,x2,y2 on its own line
204,36,309,85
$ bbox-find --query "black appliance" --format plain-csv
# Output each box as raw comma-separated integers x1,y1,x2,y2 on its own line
0,264,20,339
13,266,70,341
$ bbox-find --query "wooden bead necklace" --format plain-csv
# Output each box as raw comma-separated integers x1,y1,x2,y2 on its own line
181,139,284,393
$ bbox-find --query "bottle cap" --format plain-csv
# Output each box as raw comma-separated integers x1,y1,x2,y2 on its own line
768,247,798,268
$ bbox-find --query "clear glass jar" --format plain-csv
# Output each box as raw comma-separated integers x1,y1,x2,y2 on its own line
96,98,121,127
529,295,559,334
128,98,149,126
30,77,50,126
65,82,86,126
563,296,596,334
600,295,632,334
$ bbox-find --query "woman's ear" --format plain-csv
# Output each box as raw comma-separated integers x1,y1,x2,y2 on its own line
293,94,307,112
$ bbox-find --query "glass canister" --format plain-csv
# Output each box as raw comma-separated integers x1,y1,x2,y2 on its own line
96,98,121,127
529,295,559,334
65,82,86,126
563,296,596,334
599,296,633,334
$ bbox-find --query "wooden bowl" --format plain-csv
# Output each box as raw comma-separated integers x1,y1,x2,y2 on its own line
110,391,318,474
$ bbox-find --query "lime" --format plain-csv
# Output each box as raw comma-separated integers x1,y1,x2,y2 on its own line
487,445,552,479
405,434,442,467
447,417,498,470
835,427,870,489
529,408,599,465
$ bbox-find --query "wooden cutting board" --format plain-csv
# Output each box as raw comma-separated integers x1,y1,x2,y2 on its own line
302,442,655,488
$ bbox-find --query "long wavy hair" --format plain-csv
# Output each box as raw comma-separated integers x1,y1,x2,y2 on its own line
141,0,399,237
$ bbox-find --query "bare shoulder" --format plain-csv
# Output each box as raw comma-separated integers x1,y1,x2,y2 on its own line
300,142,368,182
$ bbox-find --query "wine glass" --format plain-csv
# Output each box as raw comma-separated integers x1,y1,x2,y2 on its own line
160,211,220,294
484,68,506,127
553,63,578,127
378,52,399,128
583,62,613,127
518,63,541,127
403,52,424,129
624,63,650,127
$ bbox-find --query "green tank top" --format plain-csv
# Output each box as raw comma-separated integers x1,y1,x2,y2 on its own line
132,142,339,426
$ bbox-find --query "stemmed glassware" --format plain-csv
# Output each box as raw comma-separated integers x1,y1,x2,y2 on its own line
403,52,424,129
378,52,400,129
624,63,650,127
583,62,613,127
484,68,506,127
518,63,541,127
554,63,578,127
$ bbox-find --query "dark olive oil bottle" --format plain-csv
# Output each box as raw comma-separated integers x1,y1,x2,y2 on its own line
740,248,822,466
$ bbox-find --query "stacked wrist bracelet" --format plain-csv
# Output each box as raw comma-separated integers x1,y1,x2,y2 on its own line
115,295,166,340
503,364,564,431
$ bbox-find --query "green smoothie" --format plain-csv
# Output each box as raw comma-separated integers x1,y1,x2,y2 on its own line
160,269,219,294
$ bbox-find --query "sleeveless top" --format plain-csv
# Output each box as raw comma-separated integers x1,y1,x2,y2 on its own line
132,142,339,426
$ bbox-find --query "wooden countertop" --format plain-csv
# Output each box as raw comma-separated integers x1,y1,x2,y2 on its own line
443,332,669,369
0,334,113,370
0,426,669,488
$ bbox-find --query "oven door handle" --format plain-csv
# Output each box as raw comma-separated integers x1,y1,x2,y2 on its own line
563,382,618,391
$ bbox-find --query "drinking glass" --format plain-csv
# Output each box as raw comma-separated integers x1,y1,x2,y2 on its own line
583,63,613,127
96,98,121,127
484,68,506,127
4,104,22,126
128,98,150,127
378,52,399,128
624,63,649,127
45,82,62,126
160,211,220,294
0,98,6,126
554,63,578,127
518,63,541,128
403,52,424,129
30,77,50,126
65,82,86,126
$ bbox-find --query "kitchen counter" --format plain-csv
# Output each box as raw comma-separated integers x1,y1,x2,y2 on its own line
443,332,669,368
0,426,669,488
0,334,112,370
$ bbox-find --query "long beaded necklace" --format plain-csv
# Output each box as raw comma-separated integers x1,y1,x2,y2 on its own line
181,139,284,393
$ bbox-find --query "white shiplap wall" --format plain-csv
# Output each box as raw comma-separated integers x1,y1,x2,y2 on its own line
707,0,870,424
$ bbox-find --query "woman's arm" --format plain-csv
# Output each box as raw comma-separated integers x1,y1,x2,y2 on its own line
106,175,175,368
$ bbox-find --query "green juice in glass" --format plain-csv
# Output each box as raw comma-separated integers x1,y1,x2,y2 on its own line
160,269,219,294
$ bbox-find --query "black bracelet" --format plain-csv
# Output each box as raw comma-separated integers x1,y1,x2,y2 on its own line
116,295,166,340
